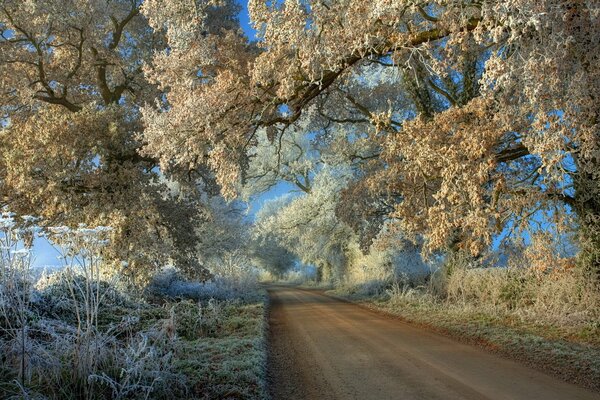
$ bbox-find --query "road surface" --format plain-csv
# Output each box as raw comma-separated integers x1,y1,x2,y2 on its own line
267,285,600,400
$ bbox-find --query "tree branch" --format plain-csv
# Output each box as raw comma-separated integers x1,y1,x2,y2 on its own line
108,5,139,50
494,144,530,163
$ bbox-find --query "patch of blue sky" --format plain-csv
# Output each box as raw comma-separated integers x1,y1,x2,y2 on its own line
492,202,578,260
246,180,301,219
32,236,62,267
277,103,291,116
236,0,258,40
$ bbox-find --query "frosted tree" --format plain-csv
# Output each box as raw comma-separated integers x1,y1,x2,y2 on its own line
0,0,242,279
140,0,599,282
254,166,357,282
241,114,318,199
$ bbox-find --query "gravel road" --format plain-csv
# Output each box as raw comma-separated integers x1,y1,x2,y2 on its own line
267,285,600,400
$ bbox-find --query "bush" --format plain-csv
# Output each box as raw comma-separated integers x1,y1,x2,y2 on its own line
145,263,260,303
33,271,137,325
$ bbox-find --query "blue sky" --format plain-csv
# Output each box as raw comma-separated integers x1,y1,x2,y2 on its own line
237,0,258,39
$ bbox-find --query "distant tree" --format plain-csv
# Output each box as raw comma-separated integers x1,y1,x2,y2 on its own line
249,232,297,279
253,167,357,282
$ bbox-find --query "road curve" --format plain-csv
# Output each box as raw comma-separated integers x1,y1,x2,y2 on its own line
267,285,600,400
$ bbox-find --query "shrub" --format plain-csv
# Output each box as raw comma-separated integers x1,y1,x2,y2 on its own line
145,260,260,303
34,271,136,326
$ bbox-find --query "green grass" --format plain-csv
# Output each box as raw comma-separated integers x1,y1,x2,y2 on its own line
174,337,266,399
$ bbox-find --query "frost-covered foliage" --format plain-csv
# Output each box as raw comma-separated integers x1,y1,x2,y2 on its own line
136,0,600,282
0,214,184,399
3,0,599,285
340,237,432,297
254,167,354,283
249,236,297,280
385,241,600,337
253,168,431,286
0,0,244,280
242,114,318,199
249,200,298,279
191,196,253,279
146,257,260,303
0,212,267,399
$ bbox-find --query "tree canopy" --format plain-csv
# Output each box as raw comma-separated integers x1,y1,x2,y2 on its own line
1,0,598,282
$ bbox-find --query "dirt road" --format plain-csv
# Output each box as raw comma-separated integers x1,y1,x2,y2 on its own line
267,285,600,400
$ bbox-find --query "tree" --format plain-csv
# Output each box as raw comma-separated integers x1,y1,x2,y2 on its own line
241,114,317,199
195,194,251,272
250,195,300,279
142,0,599,281
253,166,357,282
249,232,297,279
0,0,242,279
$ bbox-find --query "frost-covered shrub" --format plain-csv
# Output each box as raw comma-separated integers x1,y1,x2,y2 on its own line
276,265,317,284
33,271,135,324
0,211,269,399
444,263,600,324
146,268,218,301
146,252,260,302
391,242,432,285
146,269,255,301
208,251,259,294
88,331,188,400
0,211,41,392
145,267,189,294
432,244,600,327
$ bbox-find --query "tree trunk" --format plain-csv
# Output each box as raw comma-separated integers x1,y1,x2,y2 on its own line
574,177,600,288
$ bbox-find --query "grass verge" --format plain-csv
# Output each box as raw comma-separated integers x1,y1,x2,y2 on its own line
171,296,269,400
0,284,269,400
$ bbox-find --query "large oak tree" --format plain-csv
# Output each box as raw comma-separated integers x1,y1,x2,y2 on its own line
0,0,243,279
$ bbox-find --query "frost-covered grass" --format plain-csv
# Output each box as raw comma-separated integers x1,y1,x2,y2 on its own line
0,273,268,399
0,215,268,400
170,301,268,400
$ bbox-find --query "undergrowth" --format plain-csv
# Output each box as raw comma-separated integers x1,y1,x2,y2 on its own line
0,213,268,400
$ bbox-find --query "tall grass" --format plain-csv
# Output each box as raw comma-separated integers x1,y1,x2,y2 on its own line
442,258,599,328
329,230,599,343
0,216,187,399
